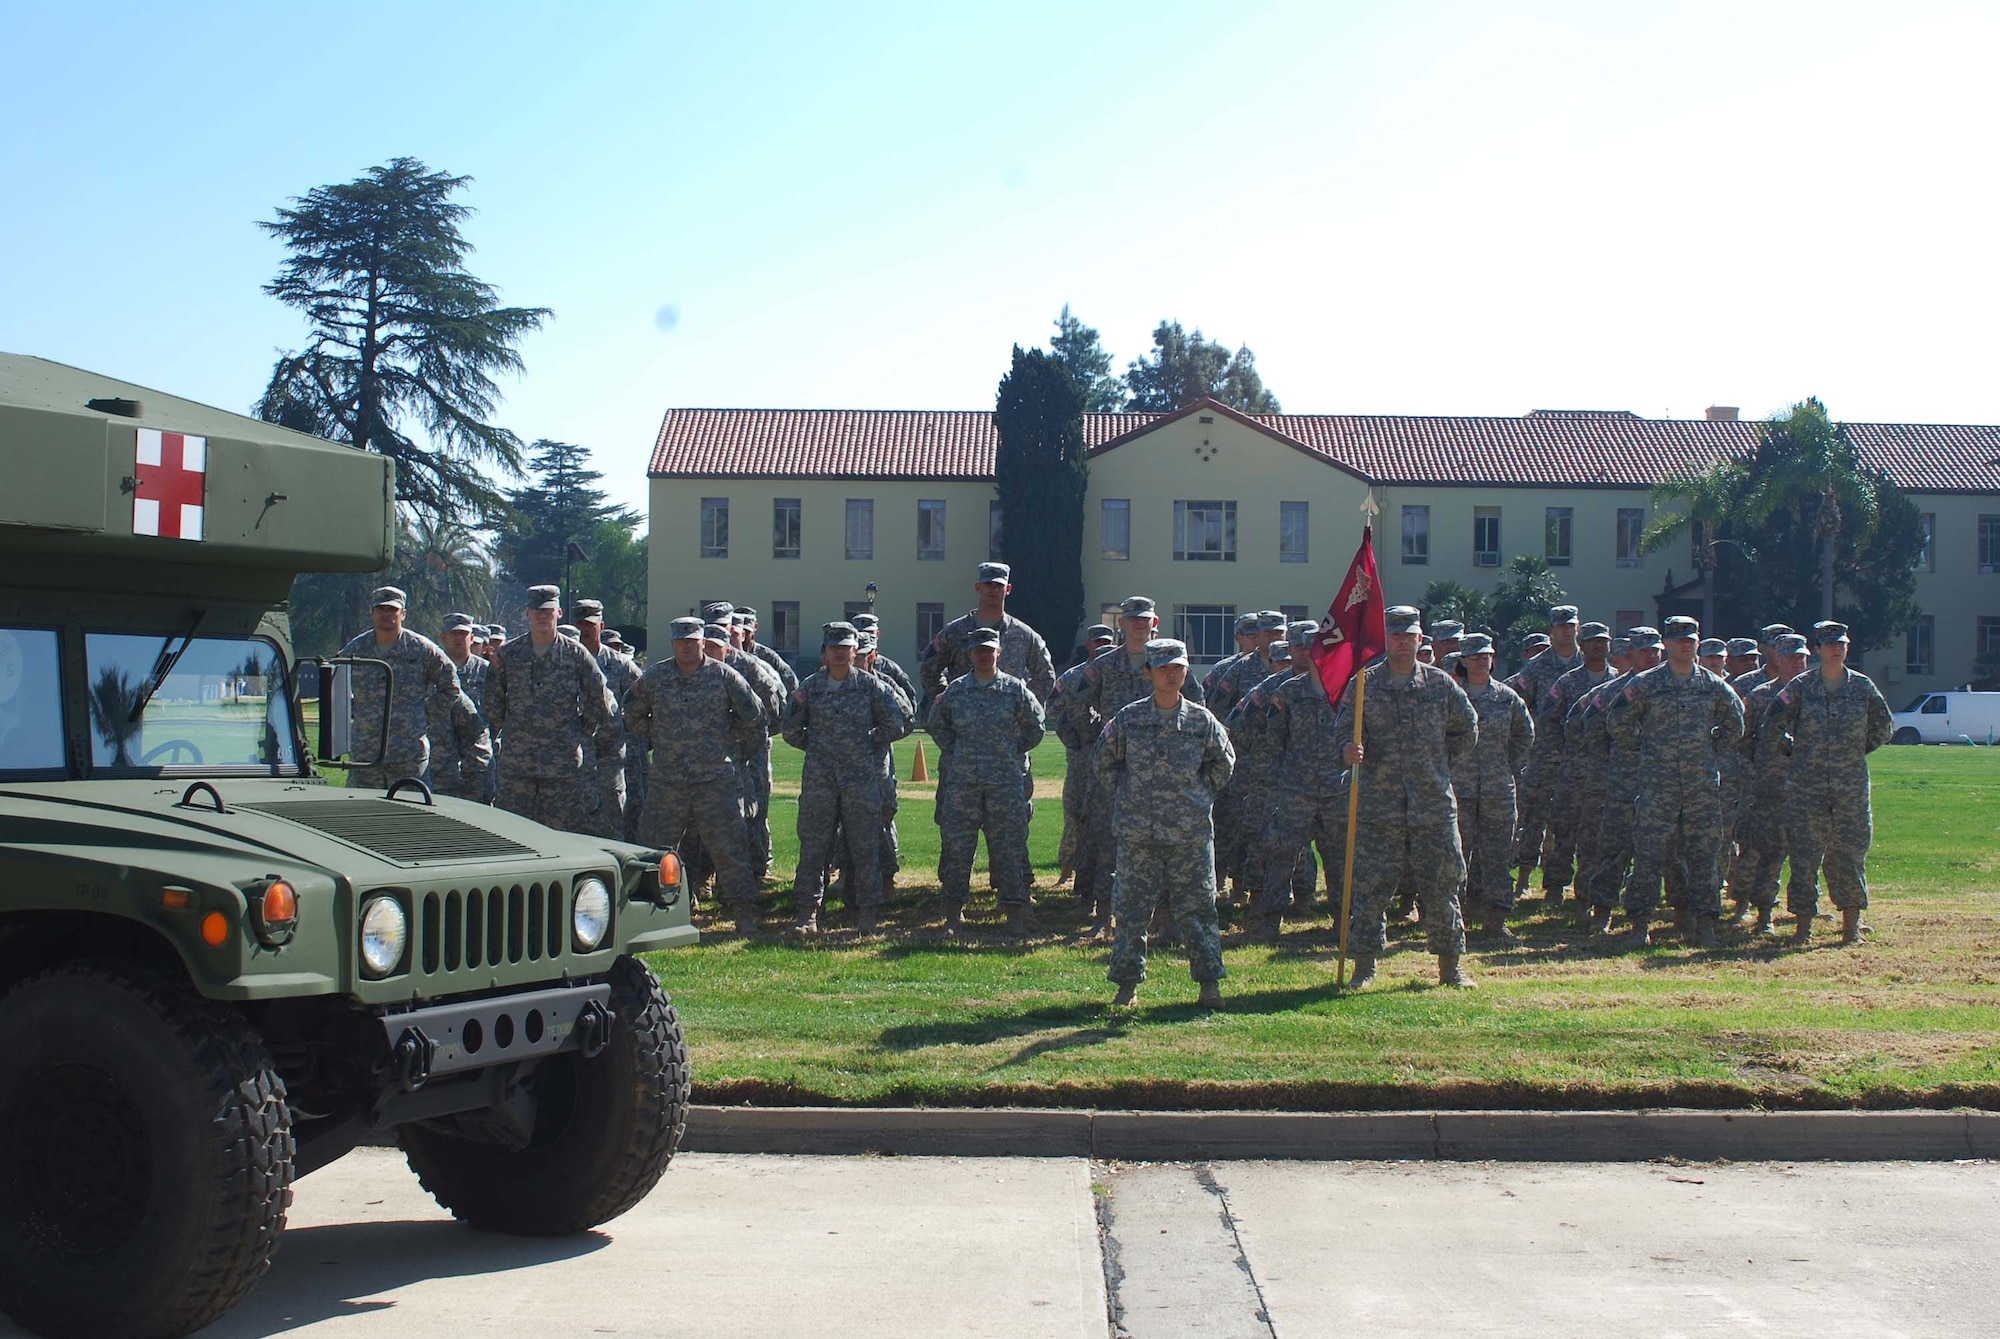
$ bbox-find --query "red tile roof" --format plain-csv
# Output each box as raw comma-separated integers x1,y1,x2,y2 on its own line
649,399,2000,494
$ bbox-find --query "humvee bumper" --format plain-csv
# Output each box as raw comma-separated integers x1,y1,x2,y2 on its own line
379,981,613,1089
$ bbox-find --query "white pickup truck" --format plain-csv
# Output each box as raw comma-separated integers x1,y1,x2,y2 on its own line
1890,690,2000,744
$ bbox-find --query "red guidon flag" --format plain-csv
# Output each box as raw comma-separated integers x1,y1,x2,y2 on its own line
133,428,206,540
1310,525,1386,703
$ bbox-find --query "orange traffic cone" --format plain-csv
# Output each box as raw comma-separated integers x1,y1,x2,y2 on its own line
911,738,929,782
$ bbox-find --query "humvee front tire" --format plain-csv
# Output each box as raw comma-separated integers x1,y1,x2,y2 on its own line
400,954,688,1234
0,961,294,1339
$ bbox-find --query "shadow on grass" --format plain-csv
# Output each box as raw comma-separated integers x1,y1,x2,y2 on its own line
874,1000,1114,1052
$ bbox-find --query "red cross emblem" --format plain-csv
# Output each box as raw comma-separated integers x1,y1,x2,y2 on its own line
134,429,206,540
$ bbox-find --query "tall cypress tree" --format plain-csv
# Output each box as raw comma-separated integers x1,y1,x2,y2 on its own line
993,346,1088,654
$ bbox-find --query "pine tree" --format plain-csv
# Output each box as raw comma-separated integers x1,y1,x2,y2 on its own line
1048,305,1125,411
1124,320,1281,413
491,439,639,615
993,347,1088,653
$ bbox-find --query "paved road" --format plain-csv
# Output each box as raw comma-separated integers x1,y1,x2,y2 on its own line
3,1150,1991,1337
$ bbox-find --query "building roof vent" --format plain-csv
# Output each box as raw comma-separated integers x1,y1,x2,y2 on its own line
1705,406,1740,422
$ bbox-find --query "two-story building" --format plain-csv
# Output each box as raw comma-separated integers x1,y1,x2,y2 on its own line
647,398,2000,705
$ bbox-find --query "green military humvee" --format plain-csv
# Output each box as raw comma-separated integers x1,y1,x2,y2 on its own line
0,355,697,1339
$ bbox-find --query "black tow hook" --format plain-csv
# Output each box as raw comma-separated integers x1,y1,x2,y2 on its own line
394,1025,437,1091
575,1000,616,1059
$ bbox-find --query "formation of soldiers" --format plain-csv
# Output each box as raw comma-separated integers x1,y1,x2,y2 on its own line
342,564,1894,1005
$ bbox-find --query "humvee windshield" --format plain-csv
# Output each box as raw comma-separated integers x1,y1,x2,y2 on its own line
82,632,300,774
0,628,64,773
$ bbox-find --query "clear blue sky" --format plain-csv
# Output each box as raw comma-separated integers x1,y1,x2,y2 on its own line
5,0,1995,516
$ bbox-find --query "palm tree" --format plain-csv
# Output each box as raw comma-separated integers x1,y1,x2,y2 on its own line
1740,398,1878,623
1642,458,1748,632
395,510,495,624
1419,579,1495,636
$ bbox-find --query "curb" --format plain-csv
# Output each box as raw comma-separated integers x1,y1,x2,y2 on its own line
682,1105,1998,1162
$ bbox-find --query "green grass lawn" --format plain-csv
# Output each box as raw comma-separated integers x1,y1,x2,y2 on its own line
646,739,2000,1110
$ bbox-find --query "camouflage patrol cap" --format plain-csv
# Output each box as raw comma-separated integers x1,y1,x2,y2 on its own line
670,616,704,640
1268,640,1293,662
1119,596,1156,618
730,611,752,627
1626,626,1663,650
1459,632,1495,656
1725,637,1758,657
735,605,758,620
966,627,1002,648
823,621,860,647
1255,610,1287,633
975,562,1010,584
488,624,508,641
1084,624,1116,641
1812,620,1850,645
1773,632,1809,655
441,612,475,633
1418,635,1434,652
1523,633,1552,653
1288,620,1319,646
371,585,407,609
1758,623,1794,643
1610,635,1631,655
699,622,731,643
1439,652,1461,673
1384,605,1423,634
557,624,581,640
573,599,605,623
1430,619,1465,641
1579,621,1611,641
700,600,735,623
1233,613,1258,633
526,585,561,611
1548,605,1579,626
1697,637,1726,656
1143,638,1190,668
603,629,625,646
1662,616,1701,641
851,613,880,632
856,631,878,654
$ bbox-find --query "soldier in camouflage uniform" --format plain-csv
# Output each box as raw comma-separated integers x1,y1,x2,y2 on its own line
920,561,1057,704
1430,620,1465,663
929,626,1047,935
1250,622,1353,943
852,613,916,708
625,617,768,934
1450,633,1534,942
1729,632,1809,936
708,607,786,881
1210,611,1288,892
572,600,634,839
1201,614,1261,705
1511,606,1585,898
1778,621,1893,945
1534,621,1617,903
1225,638,1318,918
825,629,912,910
337,586,463,790
1101,639,1234,1009
1559,632,1631,911
1578,628,1660,931
737,606,801,695
1697,637,1728,676
783,622,914,934
483,585,623,834
1047,624,1117,892
433,611,495,803
1608,616,1744,948
1335,607,1479,987
1730,624,1791,696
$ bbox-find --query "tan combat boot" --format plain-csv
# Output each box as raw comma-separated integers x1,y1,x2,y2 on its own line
1622,919,1652,950
1752,907,1776,937
1586,904,1616,934
1197,981,1223,1008
1438,954,1476,988
1480,907,1522,947
941,905,964,938
1346,954,1378,989
1112,983,1137,1006
855,905,878,935
1007,903,1035,940
1839,908,1864,946
1251,914,1284,945
1691,916,1719,950
1791,913,1813,945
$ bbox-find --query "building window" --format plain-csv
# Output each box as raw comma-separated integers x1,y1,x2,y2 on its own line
1981,517,2000,573
1615,610,1643,634
1280,605,1309,623
772,498,800,560
1400,505,1429,564
770,601,800,657
917,499,946,561
1173,604,1237,661
1915,513,1934,572
1979,616,2000,667
1906,615,1934,676
1101,499,1131,560
845,499,873,560
1545,507,1573,566
1279,501,1309,563
1173,501,1237,562
1616,508,1645,567
989,500,1004,561
699,497,729,559
1474,507,1501,566
1101,602,1125,625
916,603,945,660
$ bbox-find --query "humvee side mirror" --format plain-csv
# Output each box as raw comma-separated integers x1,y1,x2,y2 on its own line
309,657,392,768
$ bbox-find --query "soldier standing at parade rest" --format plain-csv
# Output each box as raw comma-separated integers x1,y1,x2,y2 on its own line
1512,606,1584,897
851,614,918,708
1209,611,1288,893
624,617,768,935
736,606,801,695
1451,633,1534,943
1047,623,1117,890
483,585,623,834
1778,621,1893,945
1696,637,1728,676
1724,638,1761,683
1337,606,1480,988
1203,613,1261,694
337,586,463,790
1577,627,1660,931
423,612,493,801
1224,638,1318,917
436,611,495,800
706,605,786,884
783,622,914,935
1101,639,1235,1009
1560,632,1632,922
572,600,634,838
1608,616,1744,948
1430,620,1465,663
1250,621,1353,942
929,626,1047,937
921,561,1057,705
1506,633,1551,698
1731,624,1791,695
1729,632,1810,936
1535,621,1617,904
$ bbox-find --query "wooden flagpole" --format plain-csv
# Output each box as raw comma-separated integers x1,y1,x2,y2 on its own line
1336,667,1365,987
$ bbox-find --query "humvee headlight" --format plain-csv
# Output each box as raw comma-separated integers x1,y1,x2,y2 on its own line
359,895,407,977
572,877,612,952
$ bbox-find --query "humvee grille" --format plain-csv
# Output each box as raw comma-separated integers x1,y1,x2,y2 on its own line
418,883,570,972
237,799,538,866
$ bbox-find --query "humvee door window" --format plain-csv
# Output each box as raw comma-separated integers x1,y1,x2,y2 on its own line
84,634,300,773
0,629,65,773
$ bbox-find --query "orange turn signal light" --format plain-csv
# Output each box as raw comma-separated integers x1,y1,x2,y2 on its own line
201,912,230,946
658,851,683,886
161,887,193,910
261,880,298,926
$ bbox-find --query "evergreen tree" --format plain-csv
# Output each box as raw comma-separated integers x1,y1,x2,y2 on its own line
257,157,550,524
1124,320,1281,413
1487,555,1570,670
1048,305,1125,411
993,346,1088,653
491,439,639,615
